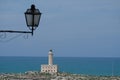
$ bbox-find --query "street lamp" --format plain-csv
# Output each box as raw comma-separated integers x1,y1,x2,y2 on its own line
25,4,42,35
0,4,42,36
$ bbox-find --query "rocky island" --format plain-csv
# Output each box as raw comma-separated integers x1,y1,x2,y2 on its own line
0,71,120,80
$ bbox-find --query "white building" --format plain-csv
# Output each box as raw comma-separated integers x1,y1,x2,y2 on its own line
41,49,58,73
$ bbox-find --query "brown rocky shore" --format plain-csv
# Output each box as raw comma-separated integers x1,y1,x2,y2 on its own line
0,71,120,80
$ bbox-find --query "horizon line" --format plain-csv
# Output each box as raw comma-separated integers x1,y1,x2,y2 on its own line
0,56,120,58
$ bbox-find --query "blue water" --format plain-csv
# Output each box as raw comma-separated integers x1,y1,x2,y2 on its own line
0,56,120,76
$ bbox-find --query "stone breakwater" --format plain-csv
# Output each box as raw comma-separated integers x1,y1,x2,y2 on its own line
0,71,120,80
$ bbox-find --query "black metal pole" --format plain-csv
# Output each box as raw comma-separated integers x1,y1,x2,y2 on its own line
0,30,32,34
31,13,34,36
31,27,33,36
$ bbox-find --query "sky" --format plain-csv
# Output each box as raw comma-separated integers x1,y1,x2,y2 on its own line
0,0,120,57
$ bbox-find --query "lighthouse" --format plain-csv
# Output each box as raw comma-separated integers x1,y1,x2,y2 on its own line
41,49,58,73
48,49,53,65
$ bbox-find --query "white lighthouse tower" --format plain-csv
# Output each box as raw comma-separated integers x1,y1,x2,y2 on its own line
48,49,53,65
41,49,58,73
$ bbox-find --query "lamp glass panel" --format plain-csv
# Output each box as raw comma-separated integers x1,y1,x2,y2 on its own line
25,14,33,26
34,14,40,26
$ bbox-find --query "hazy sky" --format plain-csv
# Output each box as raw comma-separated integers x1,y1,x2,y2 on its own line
0,0,120,57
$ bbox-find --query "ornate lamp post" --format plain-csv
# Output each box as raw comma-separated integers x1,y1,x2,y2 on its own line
25,4,41,35
0,4,42,36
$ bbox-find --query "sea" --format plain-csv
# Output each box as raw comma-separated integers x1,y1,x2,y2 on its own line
0,56,120,76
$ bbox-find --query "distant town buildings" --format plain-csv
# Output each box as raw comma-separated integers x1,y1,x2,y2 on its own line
41,49,58,73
